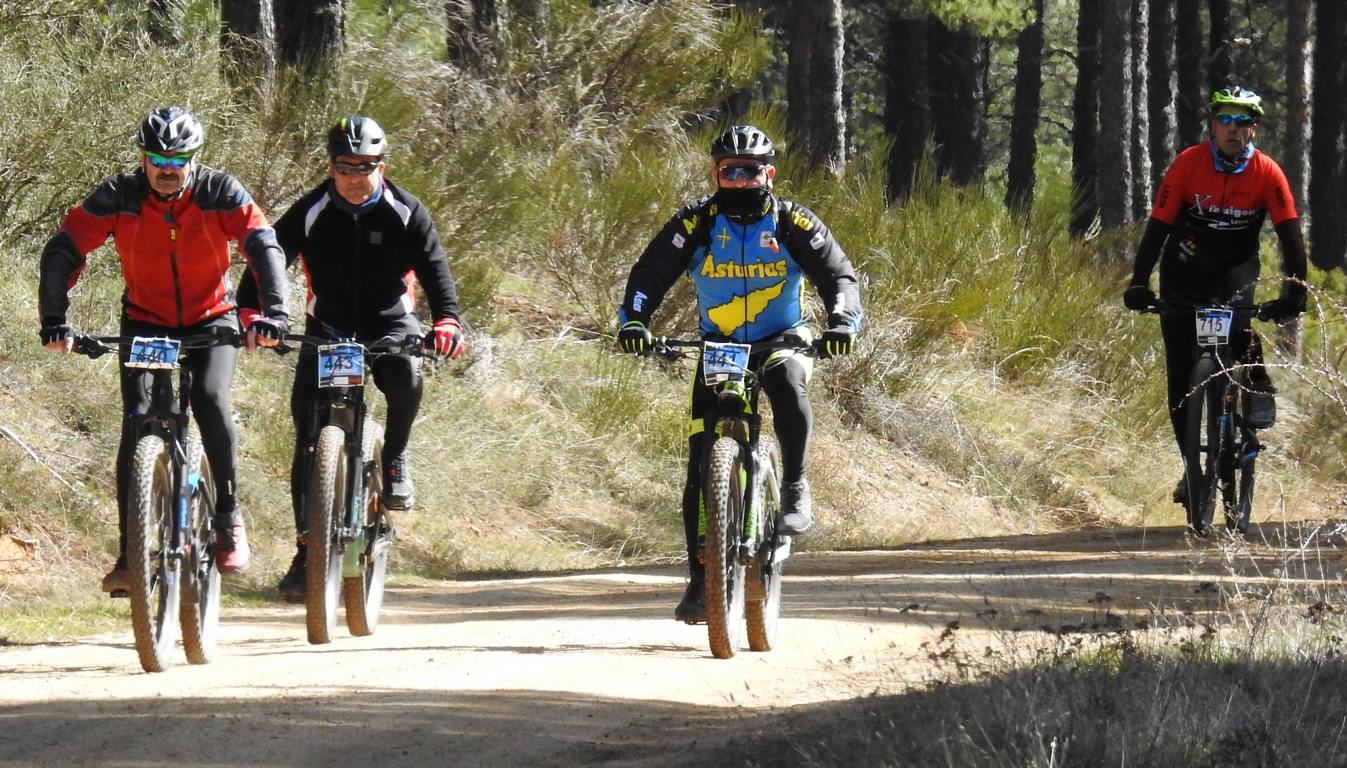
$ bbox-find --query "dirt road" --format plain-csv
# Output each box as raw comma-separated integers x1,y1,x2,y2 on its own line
2,524,1340,767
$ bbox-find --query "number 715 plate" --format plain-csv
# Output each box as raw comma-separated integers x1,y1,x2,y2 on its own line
1195,307,1234,346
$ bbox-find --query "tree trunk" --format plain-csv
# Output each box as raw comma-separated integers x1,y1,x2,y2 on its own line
928,17,988,187
1310,0,1347,270
1071,0,1101,237
808,0,846,173
513,0,546,31
884,12,929,202
447,0,497,71
1098,0,1133,230
1147,0,1176,190
1285,0,1311,211
1131,0,1152,220
1006,0,1044,212
220,0,276,98
1207,0,1231,92
275,0,346,72
786,0,814,157
1175,4,1205,147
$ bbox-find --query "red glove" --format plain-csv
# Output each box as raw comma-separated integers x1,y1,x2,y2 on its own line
238,307,260,332
427,317,465,359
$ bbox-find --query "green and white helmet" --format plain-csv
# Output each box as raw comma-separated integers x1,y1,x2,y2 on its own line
1209,86,1264,117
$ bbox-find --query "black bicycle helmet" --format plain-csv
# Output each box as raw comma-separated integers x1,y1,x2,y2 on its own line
327,115,387,158
710,125,776,161
137,107,205,154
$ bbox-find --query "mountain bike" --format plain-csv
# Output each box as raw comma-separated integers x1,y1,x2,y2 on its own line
649,333,821,659
280,332,424,644
1149,299,1271,537
72,328,241,673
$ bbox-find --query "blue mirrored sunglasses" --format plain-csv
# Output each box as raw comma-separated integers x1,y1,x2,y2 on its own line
718,163,767,182
1215,114,1256,127
143,151,194,169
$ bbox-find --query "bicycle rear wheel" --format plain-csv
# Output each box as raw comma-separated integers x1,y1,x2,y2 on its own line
704,436,747,659
1182,357,1222,535
746,437,783,652
126,434,181,673
179,426,220,664
305,425,348,645
344,422,388,636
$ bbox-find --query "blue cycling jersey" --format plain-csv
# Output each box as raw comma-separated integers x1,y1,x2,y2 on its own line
688,210,806,342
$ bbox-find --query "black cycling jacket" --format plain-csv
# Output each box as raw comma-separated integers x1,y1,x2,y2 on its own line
239,178,460,338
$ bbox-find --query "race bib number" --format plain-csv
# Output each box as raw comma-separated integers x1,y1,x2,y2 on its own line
317,343,366,388
1195,307,1234,347
126,337,180,370
702,342,750,385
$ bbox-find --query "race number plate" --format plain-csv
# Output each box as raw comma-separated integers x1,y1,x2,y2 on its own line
126,337,180,370
702,342,751,385
317,343,366,388
1195,307,1234,347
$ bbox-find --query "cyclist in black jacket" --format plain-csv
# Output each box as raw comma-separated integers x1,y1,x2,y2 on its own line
616,125,863,622
238,116,465,600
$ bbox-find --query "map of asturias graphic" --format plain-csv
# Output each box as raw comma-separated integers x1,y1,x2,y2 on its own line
706,280,786,335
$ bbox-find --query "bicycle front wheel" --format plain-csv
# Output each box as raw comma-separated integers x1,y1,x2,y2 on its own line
179,425,220,665
126,434,181,673
704,436,747,659
1182,357,1222,535
305,425,348,645
344,422,388,637
746,437,783,652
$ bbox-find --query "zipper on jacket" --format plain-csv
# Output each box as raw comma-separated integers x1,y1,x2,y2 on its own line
165,209,184,326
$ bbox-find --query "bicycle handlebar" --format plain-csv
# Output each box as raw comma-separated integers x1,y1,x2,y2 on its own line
275,333,427,357
71,327,244,359
645,335,823,361
1143,299,1271,319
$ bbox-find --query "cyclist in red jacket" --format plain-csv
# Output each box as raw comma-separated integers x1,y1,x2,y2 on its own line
39,107,290,591
1123,86,1307,506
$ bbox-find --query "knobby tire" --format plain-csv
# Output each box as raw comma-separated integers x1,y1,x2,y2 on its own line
1183,357,1221,535
704,436,747,659
179,426,220,664
126,434,180,673
745,437,783,652
305,425,347,645
343,422,387,637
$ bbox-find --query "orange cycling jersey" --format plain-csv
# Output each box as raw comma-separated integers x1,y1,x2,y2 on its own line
1150,143,1297,272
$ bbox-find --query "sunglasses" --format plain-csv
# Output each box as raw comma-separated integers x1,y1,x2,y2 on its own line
333,160,381,176
144,151,194,169
1215,114,1256,127
718,163,767,182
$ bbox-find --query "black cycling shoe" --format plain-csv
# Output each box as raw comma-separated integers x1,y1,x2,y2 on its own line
776,479,814,535
674,576,706,624
383,453,415,510
101,555,129,596
1245,371,1277,429
277,545,306,603
1172,475,1188,505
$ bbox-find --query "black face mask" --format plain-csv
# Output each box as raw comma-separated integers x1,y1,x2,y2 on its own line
715,187,772,221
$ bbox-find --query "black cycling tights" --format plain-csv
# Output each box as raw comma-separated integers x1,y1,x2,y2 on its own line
116,315,240,556
680,354,811,576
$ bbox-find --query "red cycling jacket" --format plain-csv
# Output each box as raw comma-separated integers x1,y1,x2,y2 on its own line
39,165,288,329
1150,142,1298,273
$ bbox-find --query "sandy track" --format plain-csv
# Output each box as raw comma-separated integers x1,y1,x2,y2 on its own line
2,523,1340,767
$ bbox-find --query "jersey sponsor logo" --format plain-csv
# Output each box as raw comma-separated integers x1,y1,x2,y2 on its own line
810,231,825,249
1192,193,1216,213
790,210,814,232
1274,187,1287,209
716,227,732,248
1155,184,1170,209
672,232,685,249
699,254,788,279
706,280,787,336
633,290,648,312
682,215,699,235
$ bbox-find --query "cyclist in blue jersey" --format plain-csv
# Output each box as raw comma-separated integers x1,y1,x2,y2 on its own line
616,125,863,622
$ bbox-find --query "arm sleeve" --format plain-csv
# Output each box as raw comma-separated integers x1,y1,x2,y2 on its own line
237,197,304,315
777,202,863,331
38,181,121,324
406,201,461,321
1273,218,1308,295
618,203,704,327
1129,217,1173,287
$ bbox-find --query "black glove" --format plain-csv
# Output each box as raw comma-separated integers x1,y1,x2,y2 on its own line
1123,284,1158,312
818,326,855,358
1258,291,1307,323
39,322,72,346
250,315,287,343
618,321,653,354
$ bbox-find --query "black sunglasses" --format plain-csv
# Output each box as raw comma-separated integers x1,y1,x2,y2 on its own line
333,160,381,176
